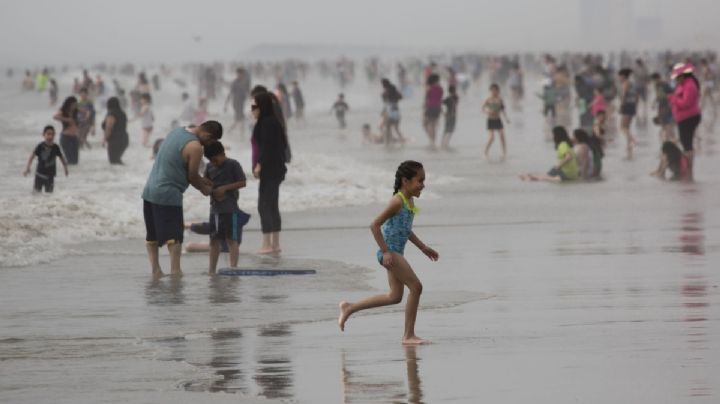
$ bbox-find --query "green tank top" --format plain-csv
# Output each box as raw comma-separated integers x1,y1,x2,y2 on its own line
142,127,197,206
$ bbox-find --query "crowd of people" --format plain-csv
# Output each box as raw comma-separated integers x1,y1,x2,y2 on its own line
19,50,712,282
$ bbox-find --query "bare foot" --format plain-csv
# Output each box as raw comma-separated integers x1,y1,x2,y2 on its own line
272,247,282,255
338,301,351,332
257,248,274,255
402,336,430,345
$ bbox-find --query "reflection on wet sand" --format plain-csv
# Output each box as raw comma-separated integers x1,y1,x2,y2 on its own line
341,346,424,404
677,211,712,398
144,275,185,306
254,323,293,399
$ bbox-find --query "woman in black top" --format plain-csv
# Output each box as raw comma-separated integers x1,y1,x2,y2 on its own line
252,91,288,254
102,97,129,164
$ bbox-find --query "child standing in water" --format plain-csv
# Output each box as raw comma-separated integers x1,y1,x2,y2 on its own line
338,161,439,345
483,83,510,158
139,94,154,147
331,93,350,129
23,125,69,193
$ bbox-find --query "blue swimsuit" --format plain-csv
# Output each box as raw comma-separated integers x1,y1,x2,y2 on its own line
376,193,418,265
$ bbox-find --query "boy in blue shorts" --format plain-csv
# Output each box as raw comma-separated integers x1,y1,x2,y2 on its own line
203,141,247,273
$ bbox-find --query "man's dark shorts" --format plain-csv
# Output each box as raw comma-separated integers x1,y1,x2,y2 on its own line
144,200,184,246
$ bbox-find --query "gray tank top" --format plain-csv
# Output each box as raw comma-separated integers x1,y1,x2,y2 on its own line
141,127,197,206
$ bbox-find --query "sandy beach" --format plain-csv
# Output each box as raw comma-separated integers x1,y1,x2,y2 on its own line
2,67,720,403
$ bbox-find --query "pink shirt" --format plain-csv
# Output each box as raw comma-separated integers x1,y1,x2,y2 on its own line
669,78,701,123
425,84,443,109
590,94,607,117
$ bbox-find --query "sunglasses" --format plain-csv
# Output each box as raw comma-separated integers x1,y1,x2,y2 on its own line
251,105,258,111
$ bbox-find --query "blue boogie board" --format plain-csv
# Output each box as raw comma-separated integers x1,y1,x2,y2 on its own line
218,268,317,276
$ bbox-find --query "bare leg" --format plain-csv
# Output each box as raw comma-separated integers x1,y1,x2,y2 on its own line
389,255,427,345
686,150,694,181
270,232,281,254
257,233,273,254
338,261,404,331
146,241,162,276
485,130,495,156
227,239,239,267
167,241,183,275
208,239,220,274
499,129,507,157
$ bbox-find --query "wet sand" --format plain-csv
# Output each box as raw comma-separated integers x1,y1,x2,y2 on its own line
2,79,720,403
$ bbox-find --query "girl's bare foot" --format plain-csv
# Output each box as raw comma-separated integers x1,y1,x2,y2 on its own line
257,247,274,255
402,336,430,345
338,301,351,331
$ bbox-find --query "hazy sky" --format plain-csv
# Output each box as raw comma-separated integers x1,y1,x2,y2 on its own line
1,0,718,65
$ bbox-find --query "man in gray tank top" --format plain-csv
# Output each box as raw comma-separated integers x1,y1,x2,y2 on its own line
142,120,222,276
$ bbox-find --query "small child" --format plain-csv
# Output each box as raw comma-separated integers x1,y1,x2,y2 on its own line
441,85,459,149
361,123,383,144
651,141,690,181
203,141,248,274
538,80,557,123
338,160,439,345
139,93,154,147
49,79,58,106
483,83,510,157
77,87,96,149
291,81,305,122
331,93,350,129
23,125,68,193
650,72,675,142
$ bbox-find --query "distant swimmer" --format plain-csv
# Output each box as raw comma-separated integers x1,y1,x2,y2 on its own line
422,73,443,149
618,68,637,159
331,93,349,129
23,125,68,193
338,161,439,345
483,83,510,158
225,67,250,138
441,85,459,149
141,121,222,277
102,97,129,165
138,93,155,147
54,96,80,165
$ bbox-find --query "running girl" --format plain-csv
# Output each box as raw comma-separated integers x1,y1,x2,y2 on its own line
483,83,510,158
338,161,439,345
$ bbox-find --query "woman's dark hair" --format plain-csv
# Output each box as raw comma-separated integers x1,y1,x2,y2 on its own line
60,96,78,117
254,91,277,119
426,73,440,86
552,126,571,149
662,141,683,176
573,128,590,145
618,68,632,78
106,97,126,122
393,160,424,194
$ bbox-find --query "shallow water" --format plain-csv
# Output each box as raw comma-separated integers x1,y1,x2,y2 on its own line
1,69,719,403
